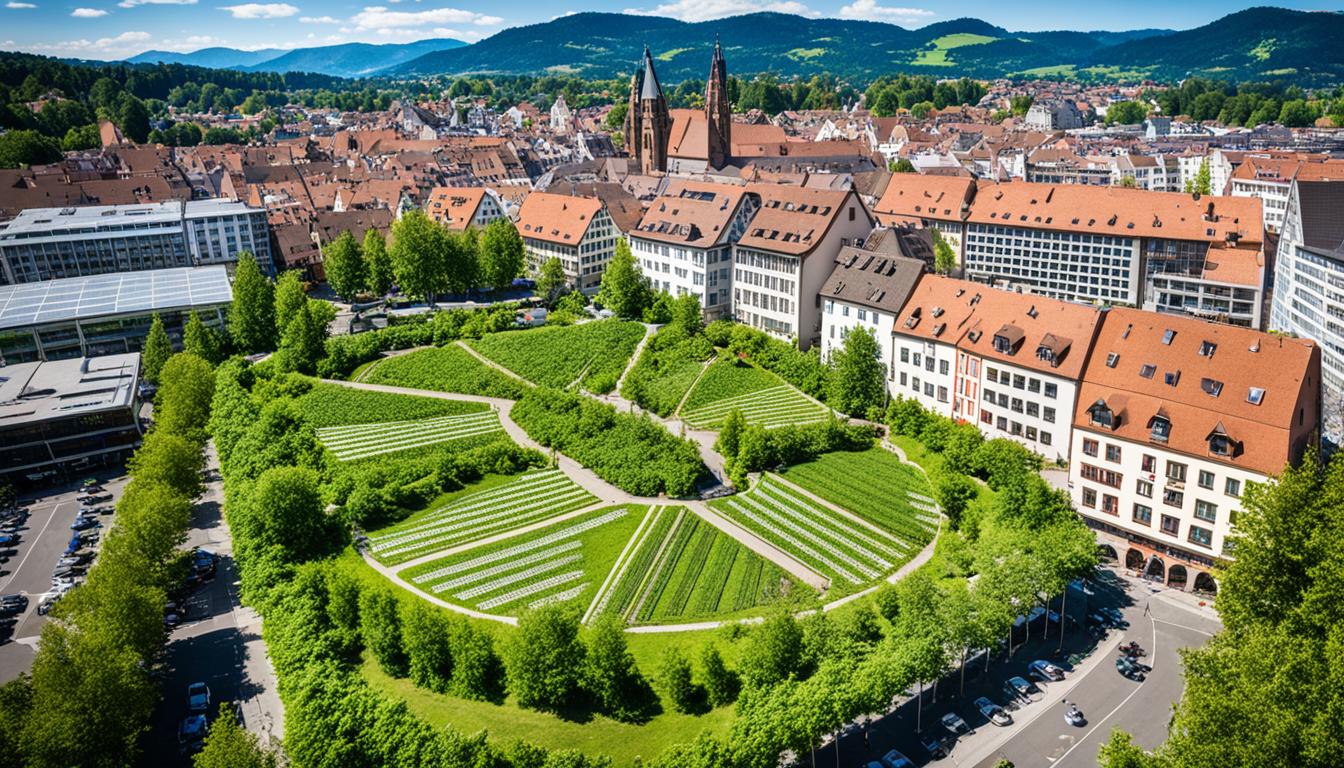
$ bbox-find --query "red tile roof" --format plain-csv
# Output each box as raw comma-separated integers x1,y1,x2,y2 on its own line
426,187,487,231
516,191,602,247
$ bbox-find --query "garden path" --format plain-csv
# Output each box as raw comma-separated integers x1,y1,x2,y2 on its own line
453,339,536,387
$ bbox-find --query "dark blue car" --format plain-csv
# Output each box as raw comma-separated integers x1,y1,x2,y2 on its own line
0,534,16,546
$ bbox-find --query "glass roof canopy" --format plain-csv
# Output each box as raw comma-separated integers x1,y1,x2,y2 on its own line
0,266,232,332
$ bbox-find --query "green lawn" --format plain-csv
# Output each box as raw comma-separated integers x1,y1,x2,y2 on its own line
594,506,812,624
363,345,529,399
779,447,941,544
619,326,713,417
912,32,998,65
368,470,598,565
468,320,646,393
679,357,828,429
399,505,644,614
295,381,487,427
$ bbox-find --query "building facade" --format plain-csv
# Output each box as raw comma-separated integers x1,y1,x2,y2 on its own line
0,200,272,285
516,192,619,293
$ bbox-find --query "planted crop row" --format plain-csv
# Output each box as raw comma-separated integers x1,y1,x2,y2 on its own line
620,324,715,416
681,385,830,429
680,356,784,413
593,506,677,620
656,520,716,619
374,470,573,540
633,511,696,622
755,477,907,561
467,319,645,393
780,448,940,545
363,344,529,399
730,557,764,611
296,381,487,427
317,412,505,461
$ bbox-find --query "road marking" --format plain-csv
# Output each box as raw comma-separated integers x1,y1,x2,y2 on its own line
0,501,63,593
1150,617,1214,637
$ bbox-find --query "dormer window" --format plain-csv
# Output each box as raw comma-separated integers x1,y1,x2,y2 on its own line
1148,412,1171,443
1200,378,1223,397
1247,387,1265,406
1162,329,1176,345
1164,370,1180,387
1198,340,1217,357
1088,400,1115,429
1206,422,1237,457
993,324,1024,355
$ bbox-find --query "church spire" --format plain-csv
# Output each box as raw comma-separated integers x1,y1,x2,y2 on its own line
628,45,671,174
706,37,731,170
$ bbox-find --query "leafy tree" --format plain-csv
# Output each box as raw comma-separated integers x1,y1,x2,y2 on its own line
1105,101,1149,125
889,157,916,173
585,615,654,721
535,257,568,306
325,566,362,655
390,209,450,304
659,646,699,714
116,93,150,143
596,239,650,319
140,314,173,385
275,299,328,375
323,231,367,301
273,270,307,337
154,353,215,440
359,586,407,677
182,311,223,365
363,228,394,296
700,644,738,707
933,471,977,529
228,254,276,353
478,218,525,292
738,613,803,689
715,408,746,461
504,605,586,711
194,706,277,768
0,130,62,168
1096,728,1158,768
1187,159,1212,195
245,466,331,563
1010,95,1033,116
446,617,502,701
401,601,453,693
61,124,100,152
1278,99,1316,127
828,325,884,416
127,430,205,499
931,229,957,274
670,294,703,334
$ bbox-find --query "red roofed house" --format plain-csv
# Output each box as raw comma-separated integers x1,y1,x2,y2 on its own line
515,192,618,293
425,187,505,231
1070,307,1319,593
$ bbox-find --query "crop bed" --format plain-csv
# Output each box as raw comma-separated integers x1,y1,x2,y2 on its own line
680,358,829,429
362,345,529,399
367,470,596,564
401,505,644,614
467,319,645,393
317,411,506,461
296,382,487,427
779,447,942,544
710,474,920,590
590,506,805,624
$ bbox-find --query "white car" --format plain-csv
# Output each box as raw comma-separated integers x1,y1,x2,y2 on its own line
1029,659,1065,682
940,712,971,735
974,696,1012,726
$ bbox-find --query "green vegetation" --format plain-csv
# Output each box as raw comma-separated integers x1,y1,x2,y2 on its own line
362,344,529,399
912,33,999,66
401,505,643,612
781,447,940,543
369,470,598,565
316,411,507,462
621,322,715,417
295,380,487,427
786,48,826,61
681,356,829,429
469,319,646,394
511,387,706,497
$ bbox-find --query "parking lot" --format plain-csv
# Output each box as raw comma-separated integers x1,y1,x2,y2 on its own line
0,469,128,682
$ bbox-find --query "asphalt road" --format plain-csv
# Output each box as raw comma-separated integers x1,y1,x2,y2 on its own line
0,470,127,682
815,569,1220,768
144,445,284,764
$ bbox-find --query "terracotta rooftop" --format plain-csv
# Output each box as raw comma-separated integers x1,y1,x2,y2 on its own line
873,173,976,223
632,181,750,249
516,191,603,247
426,187,488,231
1075,306,1319,475
738,184,866,257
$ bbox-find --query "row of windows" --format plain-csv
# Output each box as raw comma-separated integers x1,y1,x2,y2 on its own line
1082,491,1215,549
735,289,794,316
1087,441,1244,499
734,268,795,296
983,389,1058,422
979,409,1053,445
985,366,1058,399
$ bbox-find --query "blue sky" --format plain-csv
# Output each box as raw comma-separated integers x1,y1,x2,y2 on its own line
0,1,1327,61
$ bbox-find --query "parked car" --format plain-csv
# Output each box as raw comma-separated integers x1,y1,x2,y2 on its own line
178,714,208,754
191,548,217,577
940,712,971,736
1028,659,1065,682
920,734,949,759
78,492,111,504
51,564,86,580
881,750,914,768
187,682,210,713
1003,676,1036,702
0,534,17,546
70,516,99,531
974,696,1012,726
0,594,26,616
81,505,113,516
36,595,58,615
50,575,78,591
1116,656,1146,681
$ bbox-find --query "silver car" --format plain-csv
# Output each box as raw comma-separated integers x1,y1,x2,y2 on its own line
974,696,1012,726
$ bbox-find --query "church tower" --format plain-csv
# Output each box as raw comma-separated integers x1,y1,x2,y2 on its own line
705,36,732,170
624,47,672,175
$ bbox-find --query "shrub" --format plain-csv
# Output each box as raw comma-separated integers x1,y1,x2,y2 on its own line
503,606,586,712
359,586,407,677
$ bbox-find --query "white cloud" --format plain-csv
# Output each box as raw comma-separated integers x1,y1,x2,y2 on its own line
6,2,37,8
837,0,932,23
624,0,817,23
117,0,196,7
31,30,153,57
71,7,109,16
221,2,297,18
351,5,502,30
299,14,338,23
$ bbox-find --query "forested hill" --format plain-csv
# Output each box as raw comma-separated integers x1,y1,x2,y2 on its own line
386,8,1343,85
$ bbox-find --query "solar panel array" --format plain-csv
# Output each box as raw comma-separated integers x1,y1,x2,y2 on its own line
0,266,232,331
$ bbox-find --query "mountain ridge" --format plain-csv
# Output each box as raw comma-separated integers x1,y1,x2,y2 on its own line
124,38,467,78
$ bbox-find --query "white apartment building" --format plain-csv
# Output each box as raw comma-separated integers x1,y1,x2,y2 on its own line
818,242,927,372
629,181,758,320
871,174,974,262
888,275,1104,462
1269,179,1344,442
516,192,619,293
732,185,874,349
1071,307,1320,594
1229,156,1344,233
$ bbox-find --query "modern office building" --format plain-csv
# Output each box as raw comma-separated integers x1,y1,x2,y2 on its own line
0,353,144,483
0,266,232,363
629,181,759,320
1269,179,1344,443
0,199,272,285
1069,308,1320,594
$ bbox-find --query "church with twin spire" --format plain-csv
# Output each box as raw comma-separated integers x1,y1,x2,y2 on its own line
625,39,734,175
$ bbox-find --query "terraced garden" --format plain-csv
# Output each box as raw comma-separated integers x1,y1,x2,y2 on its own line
317,411,507,461
588,506,810,625
362,345,529,399
709,473,927,593
467,319,646,393
680,357,830,429
296,381,488,427
367,470,597,565
779,447,942,544
400,505,644,614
